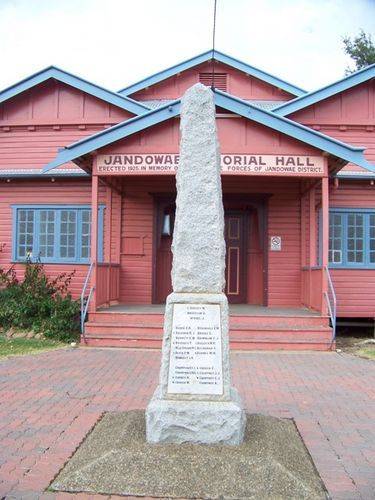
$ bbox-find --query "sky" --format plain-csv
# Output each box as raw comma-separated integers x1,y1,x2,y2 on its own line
0,0,374,94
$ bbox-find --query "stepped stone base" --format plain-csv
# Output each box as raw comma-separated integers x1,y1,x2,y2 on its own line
146,386,246,445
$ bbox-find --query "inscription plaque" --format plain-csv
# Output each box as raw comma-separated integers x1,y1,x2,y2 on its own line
167,304,223,395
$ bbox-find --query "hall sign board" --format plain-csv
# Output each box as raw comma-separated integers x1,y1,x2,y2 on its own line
167,303,223,396
95,154,326,177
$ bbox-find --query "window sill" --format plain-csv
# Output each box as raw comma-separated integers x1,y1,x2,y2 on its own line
329,265,375,270
12,260,90,266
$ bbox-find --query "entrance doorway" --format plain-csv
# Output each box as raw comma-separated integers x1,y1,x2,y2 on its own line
153,198,254,304
153,198,175,304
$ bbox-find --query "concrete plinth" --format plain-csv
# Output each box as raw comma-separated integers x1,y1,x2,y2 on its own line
146,386,246,445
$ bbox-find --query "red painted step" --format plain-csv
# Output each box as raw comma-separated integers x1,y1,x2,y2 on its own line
88,312,164,325
82,336,335,351
85,322,162,336
83,309,334,351
230,315,329,328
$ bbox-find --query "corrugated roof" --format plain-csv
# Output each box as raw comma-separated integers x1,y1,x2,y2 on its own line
0,168,88,178
337,170,375,179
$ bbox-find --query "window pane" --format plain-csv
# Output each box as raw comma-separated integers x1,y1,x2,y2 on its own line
60,210,77,259
17,209,34,259
370,215,375,263
80,210,91,260
346,213,364,264
329,213,342,264
39,210,55,258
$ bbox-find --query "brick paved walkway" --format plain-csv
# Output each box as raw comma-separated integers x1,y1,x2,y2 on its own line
0,348,374,500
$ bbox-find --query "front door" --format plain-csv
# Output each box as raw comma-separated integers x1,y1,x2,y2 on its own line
224,211,248,303
154,201,248,304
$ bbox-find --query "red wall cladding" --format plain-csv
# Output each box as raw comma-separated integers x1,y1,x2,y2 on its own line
131,61,294,101
0,80,132,172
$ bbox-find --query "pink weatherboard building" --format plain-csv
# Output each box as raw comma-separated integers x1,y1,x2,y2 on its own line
0,51,374,350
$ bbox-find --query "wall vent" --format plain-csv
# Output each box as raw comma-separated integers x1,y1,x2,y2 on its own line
199,72,227,91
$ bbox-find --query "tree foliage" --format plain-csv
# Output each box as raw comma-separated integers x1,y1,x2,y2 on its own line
343,30,375,74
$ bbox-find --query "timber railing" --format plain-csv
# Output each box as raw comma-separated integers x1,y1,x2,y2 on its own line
301,266,323,312
96,263,120,308
80,262,95,342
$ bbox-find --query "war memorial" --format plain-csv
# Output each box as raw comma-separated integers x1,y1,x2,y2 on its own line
50,84,327,499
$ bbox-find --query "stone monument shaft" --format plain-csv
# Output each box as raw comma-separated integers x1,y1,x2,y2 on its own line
146,83,245,445
172,84,225,293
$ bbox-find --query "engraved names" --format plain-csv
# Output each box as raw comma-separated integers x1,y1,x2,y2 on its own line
167,303,223,395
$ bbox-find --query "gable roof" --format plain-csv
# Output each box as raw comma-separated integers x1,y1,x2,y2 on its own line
273,63,375,116
0,66,150,115
118,50,307,98
43,89,374,175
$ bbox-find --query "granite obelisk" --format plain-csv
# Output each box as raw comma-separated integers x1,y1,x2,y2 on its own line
146,83,245,445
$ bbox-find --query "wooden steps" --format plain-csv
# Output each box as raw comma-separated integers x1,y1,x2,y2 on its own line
83,309,334,351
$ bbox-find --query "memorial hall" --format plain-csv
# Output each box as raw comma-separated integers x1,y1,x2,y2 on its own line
1,51,374,350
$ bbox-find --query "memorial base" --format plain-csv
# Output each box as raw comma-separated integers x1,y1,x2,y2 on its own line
146,386,246,445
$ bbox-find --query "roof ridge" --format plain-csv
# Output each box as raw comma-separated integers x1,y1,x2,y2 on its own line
118,50,306,98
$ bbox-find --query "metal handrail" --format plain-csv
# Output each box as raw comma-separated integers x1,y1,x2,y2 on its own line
81,287,94,343
80,262,95,340
324,265,337,345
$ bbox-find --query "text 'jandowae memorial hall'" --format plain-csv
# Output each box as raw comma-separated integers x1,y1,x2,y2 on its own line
1,51,375,350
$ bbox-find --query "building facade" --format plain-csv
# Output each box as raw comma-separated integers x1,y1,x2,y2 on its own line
1,52,374,350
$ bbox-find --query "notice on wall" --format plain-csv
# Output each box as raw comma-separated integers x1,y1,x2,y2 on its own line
167,304,223,396
270,236,282,251
95,154,326,177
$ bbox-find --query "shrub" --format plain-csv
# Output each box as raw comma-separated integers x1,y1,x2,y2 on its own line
0,260,80,342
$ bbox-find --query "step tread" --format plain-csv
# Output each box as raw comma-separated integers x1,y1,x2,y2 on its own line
84,334,333,345
86,321,331,332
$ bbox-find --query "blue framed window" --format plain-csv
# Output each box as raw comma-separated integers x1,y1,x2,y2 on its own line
329,209,375,268
12,205,104,264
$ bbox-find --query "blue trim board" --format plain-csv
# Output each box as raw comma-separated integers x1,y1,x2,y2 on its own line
0,66,150,115
274,63,375,116
329,207,375,213
43,89,374,174
118,50,306,97
11,204,104,264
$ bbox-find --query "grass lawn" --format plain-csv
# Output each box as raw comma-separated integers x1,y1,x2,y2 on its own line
0,336,66,358
356,346,375,360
